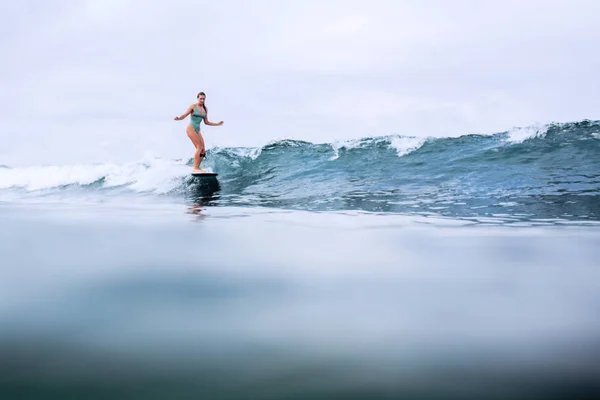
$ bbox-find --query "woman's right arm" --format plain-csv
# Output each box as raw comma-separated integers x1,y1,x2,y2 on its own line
174,105,193,121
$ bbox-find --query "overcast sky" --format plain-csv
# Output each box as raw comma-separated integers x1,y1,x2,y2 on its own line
1,0,599,165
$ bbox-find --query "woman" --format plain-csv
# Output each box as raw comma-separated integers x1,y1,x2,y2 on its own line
174,92,224,173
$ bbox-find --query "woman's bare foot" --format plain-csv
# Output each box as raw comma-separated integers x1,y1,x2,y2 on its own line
192,168,206,173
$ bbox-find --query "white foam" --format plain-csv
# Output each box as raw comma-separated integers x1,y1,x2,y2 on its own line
505,124,549,144
211,146,262,160
0,157,188,194
106,157,189,194
0,164,111,191
233,147,262,160
389,136,426,157
329,135,425,160
329,138,365,160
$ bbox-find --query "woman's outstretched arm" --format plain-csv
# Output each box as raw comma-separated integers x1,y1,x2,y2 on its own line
174,105,193,121
203,111,224,126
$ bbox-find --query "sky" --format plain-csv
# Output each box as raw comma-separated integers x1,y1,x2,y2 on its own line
1,0,599,165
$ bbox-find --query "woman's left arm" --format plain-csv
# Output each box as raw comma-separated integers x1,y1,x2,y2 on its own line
204,112,224,126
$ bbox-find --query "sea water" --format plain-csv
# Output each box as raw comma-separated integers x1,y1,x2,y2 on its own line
1,120,600,399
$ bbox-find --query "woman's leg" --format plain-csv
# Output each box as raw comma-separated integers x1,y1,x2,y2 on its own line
197,131,206,164
186,125,207,171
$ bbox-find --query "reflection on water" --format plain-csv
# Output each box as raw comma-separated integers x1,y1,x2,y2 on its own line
203,190,600,225
185,175,221,215
1,206,599,399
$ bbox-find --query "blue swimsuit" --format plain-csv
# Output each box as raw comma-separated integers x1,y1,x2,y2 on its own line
190,105,205,133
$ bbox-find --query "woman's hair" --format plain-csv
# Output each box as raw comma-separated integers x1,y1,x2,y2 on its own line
197,92,207,113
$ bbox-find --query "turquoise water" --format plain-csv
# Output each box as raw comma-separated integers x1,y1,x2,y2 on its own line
1,120,599,224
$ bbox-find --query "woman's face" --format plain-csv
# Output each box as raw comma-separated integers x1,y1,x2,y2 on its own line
197,95,206,104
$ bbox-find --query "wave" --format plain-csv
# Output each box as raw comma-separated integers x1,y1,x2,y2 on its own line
1,120,599,222
0,157,190,194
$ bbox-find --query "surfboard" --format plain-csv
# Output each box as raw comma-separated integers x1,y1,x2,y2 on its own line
188,172,220,198
191,172,218,177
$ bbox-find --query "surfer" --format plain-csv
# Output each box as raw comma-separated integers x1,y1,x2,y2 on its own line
174,91,224,173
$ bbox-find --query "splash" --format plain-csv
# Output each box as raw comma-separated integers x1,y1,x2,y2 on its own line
505,123,549,143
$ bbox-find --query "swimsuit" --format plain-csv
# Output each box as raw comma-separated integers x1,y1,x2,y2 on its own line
190,105,205,133
190,105,207,159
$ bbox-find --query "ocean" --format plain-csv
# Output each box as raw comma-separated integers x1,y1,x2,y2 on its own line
1,120,600,399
